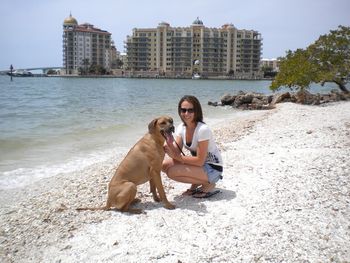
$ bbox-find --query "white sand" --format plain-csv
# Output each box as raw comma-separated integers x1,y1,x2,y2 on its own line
1,101,349,262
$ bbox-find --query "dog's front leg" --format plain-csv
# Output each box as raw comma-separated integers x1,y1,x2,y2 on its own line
151,170,175,210
149,178,160,202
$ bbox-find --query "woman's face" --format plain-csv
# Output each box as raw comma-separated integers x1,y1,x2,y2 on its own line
180,100,195,124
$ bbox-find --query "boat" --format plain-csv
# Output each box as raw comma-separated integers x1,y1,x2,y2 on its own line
7,70,33,77
192,73,201,79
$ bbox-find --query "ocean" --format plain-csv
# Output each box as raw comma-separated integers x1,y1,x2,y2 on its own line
0,76,337,189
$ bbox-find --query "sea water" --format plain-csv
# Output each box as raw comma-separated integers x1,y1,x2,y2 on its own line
0,76,338,189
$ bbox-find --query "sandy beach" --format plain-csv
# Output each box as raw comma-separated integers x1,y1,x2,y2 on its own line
1,101,349,262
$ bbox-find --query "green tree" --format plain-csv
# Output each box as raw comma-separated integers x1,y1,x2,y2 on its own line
270,49,317,91
261,65,277,78
112,58,124,69
79,59,90,75
261,65,273,73
46,69,57,75
270,26,350,93
89,63,107,75
308,25,350,93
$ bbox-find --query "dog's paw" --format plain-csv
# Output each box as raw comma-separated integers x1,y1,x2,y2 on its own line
153,196,161,202
165,203,176,210
128,208,145,214
132,198,142,204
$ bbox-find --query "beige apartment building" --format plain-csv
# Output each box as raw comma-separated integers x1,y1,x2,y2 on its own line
125,18,262,78
261,58,280,72
62,14,114,75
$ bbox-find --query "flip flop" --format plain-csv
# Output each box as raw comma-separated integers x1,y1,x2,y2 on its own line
182,189,195,196
192,189,221,198
182,187,202,196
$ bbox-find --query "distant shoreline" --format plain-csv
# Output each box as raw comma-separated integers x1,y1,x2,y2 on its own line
46,74,275,81
0,72,273,81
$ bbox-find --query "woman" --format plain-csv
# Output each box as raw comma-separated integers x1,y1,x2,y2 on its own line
162,95,223,198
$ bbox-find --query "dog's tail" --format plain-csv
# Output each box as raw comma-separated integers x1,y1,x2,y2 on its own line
76,206,107,211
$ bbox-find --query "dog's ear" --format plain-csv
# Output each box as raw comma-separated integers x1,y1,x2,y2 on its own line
148,118,158,133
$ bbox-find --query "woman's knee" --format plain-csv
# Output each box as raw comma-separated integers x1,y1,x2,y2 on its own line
166,166,185,182
161,163,176,179
162,159,174,173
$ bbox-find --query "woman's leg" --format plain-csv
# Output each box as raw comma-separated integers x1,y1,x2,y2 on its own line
163,159,197,194
162,158,175,173
163,161,215,194
167,164,208,185
168,164,216,195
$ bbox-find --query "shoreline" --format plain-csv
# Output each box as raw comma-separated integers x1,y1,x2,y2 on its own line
1,73,272,81
1,101,349,262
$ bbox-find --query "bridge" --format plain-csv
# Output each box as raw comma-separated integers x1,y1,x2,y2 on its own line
0,66,62,75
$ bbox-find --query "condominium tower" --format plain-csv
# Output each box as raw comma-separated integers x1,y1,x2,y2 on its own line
62,14,113,75
125,18,262,78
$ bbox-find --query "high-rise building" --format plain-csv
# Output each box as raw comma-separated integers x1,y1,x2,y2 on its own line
125,18,262,78
261,58,280,72
62,14,113,75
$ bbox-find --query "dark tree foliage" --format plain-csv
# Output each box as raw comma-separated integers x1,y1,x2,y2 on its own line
270,26,350,93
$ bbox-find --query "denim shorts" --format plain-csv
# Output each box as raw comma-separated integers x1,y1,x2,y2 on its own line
203,163,223,184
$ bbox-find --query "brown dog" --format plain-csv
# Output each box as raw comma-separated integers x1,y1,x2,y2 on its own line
77,116,175,214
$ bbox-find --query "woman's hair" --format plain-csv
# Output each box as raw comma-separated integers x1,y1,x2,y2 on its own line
178,95,204,125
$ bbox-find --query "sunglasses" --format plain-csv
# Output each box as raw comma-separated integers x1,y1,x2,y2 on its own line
180,108,194,114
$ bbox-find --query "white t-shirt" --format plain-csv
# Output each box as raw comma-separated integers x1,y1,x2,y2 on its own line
175,122,223,167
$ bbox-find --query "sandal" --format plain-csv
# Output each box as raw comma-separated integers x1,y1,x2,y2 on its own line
182,189,196,196
182,184,201,196
192,190,221,198
197,183,216,193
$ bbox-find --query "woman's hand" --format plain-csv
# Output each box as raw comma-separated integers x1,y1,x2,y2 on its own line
164,143,183,163
163,144,172,155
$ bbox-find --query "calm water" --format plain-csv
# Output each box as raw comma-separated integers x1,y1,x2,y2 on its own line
0,76,338,189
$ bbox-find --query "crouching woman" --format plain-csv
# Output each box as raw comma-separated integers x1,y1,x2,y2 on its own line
162,95,223,198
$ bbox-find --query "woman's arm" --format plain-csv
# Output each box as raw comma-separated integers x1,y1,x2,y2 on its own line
181,139,208,166
166,133,209,167
170,139,208,166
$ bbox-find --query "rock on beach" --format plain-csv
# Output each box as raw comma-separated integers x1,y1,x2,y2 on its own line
209,89,350,110
0,101,349,263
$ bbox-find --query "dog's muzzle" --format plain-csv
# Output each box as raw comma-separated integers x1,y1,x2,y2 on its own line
161,125,175,144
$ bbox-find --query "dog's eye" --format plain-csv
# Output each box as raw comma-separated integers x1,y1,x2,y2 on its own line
160,121,166,125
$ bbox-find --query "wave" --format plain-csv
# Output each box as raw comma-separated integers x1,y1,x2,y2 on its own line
0,146,127,190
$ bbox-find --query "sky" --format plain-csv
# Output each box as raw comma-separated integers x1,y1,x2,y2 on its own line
1,0,349,70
